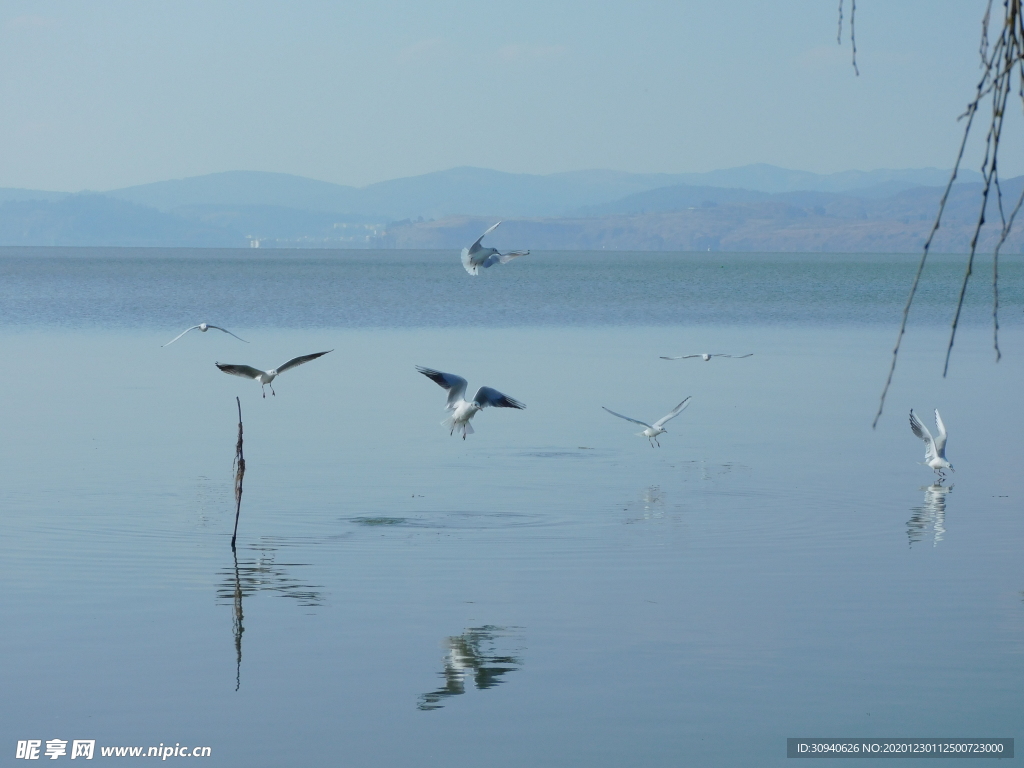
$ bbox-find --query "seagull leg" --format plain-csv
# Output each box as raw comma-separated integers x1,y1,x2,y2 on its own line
261,384,266,398
270,383,276,396
655,436,661,447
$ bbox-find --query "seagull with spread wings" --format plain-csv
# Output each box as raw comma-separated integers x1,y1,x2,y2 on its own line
162,323,248,347
216,351,332,397
416,366,525,439
660,353,752,361
909,409,954,480
461,222,529,275
602,397,691,447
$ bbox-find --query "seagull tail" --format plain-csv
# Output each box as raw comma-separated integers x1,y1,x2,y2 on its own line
441,415,474,438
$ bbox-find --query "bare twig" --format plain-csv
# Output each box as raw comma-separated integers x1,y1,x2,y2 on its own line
992,182,1024,360
230,396,245,550
942,0,1023,374
872,104,977,428
872,0,1024,426
850,0,859,75
837,0,859,75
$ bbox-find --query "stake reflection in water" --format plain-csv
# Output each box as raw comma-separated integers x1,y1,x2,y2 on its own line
216,542,325,690
418,626,523,711
907,484,952,548
230,549,243,692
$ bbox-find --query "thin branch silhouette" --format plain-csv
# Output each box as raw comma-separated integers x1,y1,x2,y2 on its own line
870,0,1024,427
837,0,859,75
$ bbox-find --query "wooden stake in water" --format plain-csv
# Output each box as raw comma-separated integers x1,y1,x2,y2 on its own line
230,396,245,551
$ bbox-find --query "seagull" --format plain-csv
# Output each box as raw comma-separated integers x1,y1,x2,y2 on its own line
660,353,752,361
602,397,691,447
215,351,332,397
461,222,529,275
162,323,248,346
416,366,525,439
909,409,954,480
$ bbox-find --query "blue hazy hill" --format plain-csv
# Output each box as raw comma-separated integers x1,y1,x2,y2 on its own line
101,165,983,221
0,164,999,250
0,194,237,247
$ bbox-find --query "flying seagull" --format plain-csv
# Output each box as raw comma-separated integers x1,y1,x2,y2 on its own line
602,397,691,447
162,323,248,347
416,366,525,439
461,222,529,276
660,353,752,361
216,351,332,397
909,409,954,480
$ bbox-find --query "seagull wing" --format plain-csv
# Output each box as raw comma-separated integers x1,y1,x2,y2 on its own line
276,350,333,374
909,409,938,463
732,353,753,358
461,248,479,275
653,397,691,428
660,355,701,360
602,407,654,430
417,366,469,408
216,363,264,380
162,325,201,347
497,250,529,264
469,221,501,252
206,325,249,343
933,409,948,457
473,386,525,409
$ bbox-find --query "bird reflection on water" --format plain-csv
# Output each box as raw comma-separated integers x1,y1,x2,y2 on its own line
622,485,666,524
216,542,325,690
418,626,523,711
907,484,952,548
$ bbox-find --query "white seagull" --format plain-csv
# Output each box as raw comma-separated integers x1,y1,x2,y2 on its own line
660,353,752,361
461,222,529,275
416,366,525,439
602,397,691,447
162,323,248,346
909,409,954,480
215,351,332,397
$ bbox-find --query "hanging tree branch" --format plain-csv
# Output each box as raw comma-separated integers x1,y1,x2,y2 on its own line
837,0,859,76
871,0,1024,427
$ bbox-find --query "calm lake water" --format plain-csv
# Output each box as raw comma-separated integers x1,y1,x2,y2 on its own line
0,249,1021,767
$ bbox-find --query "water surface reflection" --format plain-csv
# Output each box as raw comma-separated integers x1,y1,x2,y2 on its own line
215,542,325,690
907,484,952,548
418,626,523,711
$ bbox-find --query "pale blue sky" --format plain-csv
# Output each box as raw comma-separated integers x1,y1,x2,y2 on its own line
0,1,1014,191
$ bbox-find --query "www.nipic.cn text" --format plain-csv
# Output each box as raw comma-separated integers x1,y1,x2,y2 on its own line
16,741,212,760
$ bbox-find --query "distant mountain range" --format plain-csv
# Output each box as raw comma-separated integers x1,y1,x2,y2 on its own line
0,164,1017,253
